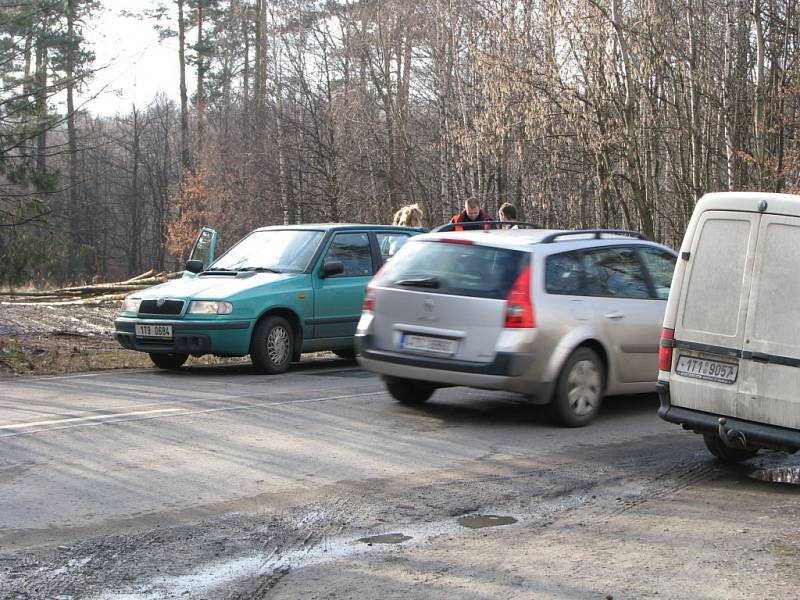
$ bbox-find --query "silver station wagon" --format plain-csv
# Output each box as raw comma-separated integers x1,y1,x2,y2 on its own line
356,226,677,426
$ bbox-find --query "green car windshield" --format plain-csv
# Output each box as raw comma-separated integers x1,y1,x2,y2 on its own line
210,229,324,273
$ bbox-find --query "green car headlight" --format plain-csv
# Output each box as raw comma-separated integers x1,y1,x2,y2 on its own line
121,296,142,314
188,300,233,315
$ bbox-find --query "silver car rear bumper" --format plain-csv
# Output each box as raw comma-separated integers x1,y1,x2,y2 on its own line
356,333,551,400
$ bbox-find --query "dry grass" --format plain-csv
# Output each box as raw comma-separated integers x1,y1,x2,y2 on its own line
0,334,247,376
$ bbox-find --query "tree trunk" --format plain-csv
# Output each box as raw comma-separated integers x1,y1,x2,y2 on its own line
35,40,48,178
196,1,205,155
722,0,735,191
752,0,766,189
178,0,190,173
66,0,80,280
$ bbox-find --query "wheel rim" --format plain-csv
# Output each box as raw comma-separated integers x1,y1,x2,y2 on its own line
266,325,290,366
566,359,601,416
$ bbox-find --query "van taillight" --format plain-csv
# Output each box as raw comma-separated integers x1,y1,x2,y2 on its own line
504,266,535,328
659,328,675,371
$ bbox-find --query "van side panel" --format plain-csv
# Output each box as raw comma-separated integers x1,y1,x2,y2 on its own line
670,212,759,414
738,215,800,429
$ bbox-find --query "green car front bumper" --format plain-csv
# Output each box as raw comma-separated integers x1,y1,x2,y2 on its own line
114,317,252,356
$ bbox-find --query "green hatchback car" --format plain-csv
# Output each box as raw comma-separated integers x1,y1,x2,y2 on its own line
114,224,422,372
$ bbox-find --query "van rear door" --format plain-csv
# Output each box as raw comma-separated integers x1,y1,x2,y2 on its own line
670,211,760,416
738,214,800,429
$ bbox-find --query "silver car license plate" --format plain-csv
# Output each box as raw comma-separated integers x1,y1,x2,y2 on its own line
676,355,738,384
402,334,457,356
135,323,173,339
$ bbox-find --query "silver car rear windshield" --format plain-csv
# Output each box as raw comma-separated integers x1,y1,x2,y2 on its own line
210,230,324,273
382,239,527,299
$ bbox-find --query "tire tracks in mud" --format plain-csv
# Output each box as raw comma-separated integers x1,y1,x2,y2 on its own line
0,436,717,599
568,454,718,526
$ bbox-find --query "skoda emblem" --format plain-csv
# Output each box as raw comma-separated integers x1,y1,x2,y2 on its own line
156,297,166,308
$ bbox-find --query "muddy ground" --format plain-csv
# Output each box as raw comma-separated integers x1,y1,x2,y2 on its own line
0,302,248,375
0,302,144,375
1,302,799,599
2,415,799,600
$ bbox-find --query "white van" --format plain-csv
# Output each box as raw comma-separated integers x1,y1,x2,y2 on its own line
658,191,800,462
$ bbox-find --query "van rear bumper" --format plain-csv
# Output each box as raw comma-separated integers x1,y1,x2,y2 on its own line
657,381,800,452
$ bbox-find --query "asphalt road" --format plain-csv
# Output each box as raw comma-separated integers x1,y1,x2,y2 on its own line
1,359,798,599
0,357,668,535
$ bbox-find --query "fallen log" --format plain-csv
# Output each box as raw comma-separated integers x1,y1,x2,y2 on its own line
1,270,172,304
119,269,157,283
1,292,127,306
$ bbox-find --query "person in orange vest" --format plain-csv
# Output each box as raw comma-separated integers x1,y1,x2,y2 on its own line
450,197,493,230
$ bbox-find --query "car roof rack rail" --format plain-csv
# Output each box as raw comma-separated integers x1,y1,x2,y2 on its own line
432,221,542,233
539,229,648,243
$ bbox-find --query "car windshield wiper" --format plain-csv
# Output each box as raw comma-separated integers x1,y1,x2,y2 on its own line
394,277,441,288
237,266,282,273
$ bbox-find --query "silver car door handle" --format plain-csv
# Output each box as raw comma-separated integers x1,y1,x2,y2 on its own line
604,311,624,320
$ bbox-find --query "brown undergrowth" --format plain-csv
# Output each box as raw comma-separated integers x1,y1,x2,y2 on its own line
0,334,247,376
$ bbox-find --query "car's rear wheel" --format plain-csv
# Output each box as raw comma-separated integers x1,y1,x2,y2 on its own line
383,376,435,405
251,316,294,374
703,434,759,463
149,352,189,370
549,347,604,427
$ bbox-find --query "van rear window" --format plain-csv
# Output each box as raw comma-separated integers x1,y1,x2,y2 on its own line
381,240,527,299
750,221,800,346
682,218,751,335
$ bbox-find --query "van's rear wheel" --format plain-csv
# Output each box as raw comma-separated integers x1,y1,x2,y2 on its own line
383,376,435,405
549,347,604,427
149,352,189,370
250,316,294,374
702,434,759,463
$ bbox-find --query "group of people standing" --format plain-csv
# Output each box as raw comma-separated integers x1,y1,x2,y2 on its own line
391,197,520,231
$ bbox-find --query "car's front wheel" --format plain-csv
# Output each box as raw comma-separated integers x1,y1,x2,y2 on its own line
149,352,189,370
333,348,356,360
251,316,294,374
383,376,436,405
703,434,759,463
549,347,605,427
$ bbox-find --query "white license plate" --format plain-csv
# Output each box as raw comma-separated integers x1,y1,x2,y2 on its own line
676,355,738,384
402,334,457,356
135,324,173,339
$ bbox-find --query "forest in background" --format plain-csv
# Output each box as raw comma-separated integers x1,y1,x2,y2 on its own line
1,0,799,286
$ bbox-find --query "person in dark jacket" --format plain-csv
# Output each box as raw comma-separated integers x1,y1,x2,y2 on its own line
450,197,493,230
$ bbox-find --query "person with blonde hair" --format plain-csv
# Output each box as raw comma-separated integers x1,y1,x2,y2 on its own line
392,203,424,228
387,203,424,257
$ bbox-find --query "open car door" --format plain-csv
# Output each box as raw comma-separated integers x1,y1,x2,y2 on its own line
184,227,218,277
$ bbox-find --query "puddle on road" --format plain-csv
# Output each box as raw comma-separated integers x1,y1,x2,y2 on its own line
457,514,517,529
747,452,800,485
749,465,800,484
358,533,412,545
100,514,528,599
